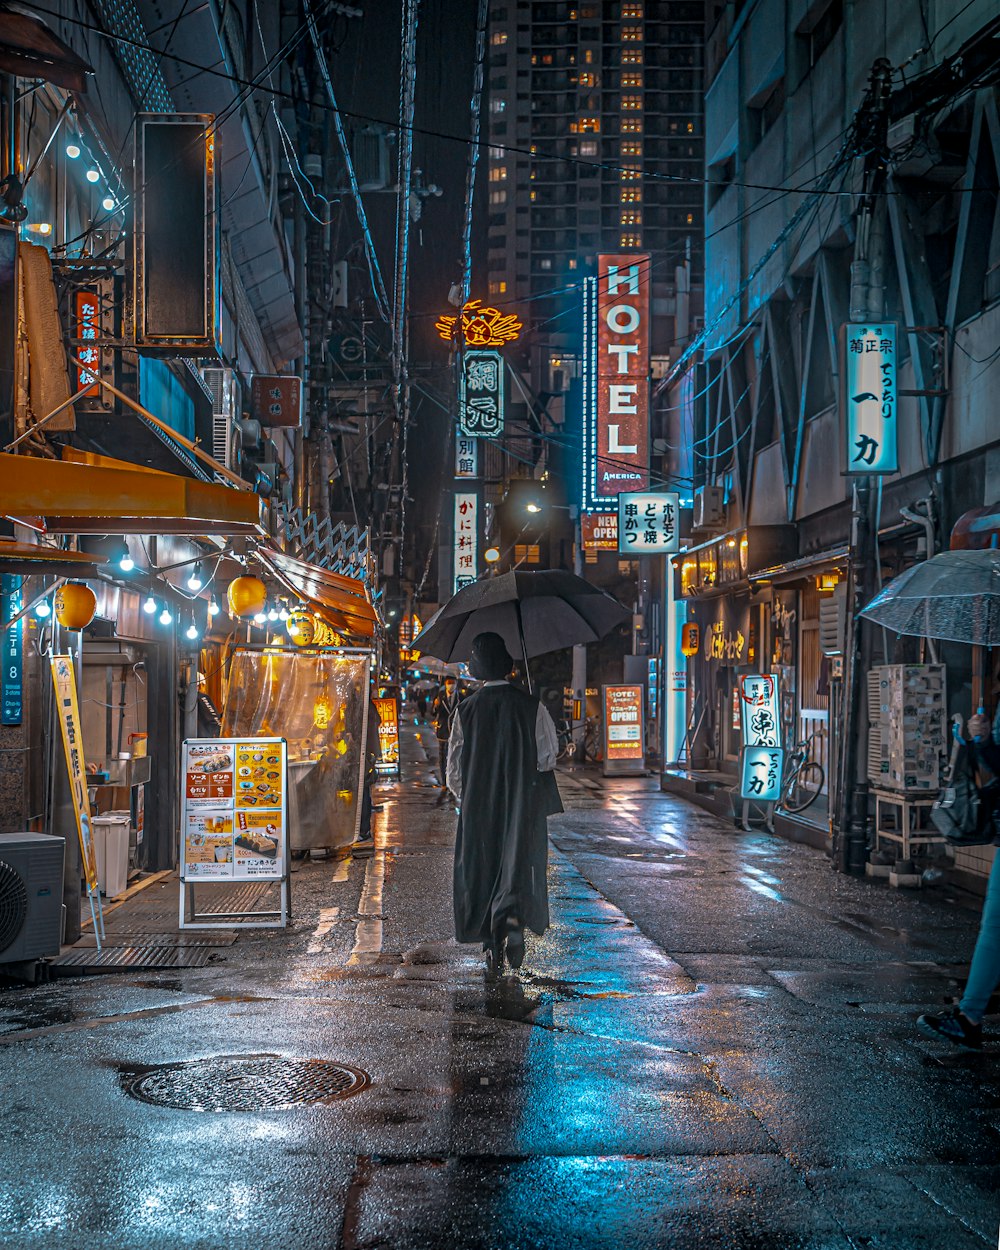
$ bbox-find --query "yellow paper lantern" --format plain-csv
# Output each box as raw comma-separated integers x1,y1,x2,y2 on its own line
287,611,342,647
54,581,96,630
681,622,700,658
227,575,267,619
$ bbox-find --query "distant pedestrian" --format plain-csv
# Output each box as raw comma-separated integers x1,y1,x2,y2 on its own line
432,675,463,789
353,697,382,855
918,709,1000,1051
447,632,562,975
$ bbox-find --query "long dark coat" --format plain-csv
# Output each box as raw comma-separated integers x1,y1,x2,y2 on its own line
452,683,562,944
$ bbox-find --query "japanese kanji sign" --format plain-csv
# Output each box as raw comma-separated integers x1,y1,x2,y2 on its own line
602,684,645,776
453,491,479,592
459,350,503,437
617,491,679,554
250,374,302,429
739,674,781,748
74,290,101,397
454,435,479,479
739,745,784,802
1,574,22,725
844,323,897,474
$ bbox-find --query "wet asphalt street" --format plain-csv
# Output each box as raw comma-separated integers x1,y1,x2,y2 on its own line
2,718,1000,1249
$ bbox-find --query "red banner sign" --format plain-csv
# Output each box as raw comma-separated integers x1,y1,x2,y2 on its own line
581,513,619,551
597,254,649,498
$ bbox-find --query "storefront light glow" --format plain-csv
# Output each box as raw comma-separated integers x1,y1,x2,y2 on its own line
65,143,81,159
159,605,172,625
143,594,157,614
85,168,100,183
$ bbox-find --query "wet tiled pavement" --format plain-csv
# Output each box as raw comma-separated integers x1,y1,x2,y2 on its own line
0,717,997,1248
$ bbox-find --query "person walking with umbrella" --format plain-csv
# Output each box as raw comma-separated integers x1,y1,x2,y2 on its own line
446,632,562,974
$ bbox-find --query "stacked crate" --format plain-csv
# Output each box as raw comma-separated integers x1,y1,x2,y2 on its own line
866,665,946,792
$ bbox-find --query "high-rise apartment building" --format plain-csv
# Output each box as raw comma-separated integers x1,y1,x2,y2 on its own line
486,1,704,400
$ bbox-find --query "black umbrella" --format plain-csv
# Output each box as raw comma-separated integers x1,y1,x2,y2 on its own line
412,571,630,674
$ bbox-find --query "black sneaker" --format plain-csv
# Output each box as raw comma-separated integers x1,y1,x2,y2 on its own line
505,925,525,970
917,1006,983,1052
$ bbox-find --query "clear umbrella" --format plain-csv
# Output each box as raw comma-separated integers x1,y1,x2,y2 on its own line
859,548,1000,645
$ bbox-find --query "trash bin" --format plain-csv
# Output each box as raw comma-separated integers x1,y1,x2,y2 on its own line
93,811,130,898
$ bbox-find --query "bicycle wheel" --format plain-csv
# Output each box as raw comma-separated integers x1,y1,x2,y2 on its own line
782,761,825,813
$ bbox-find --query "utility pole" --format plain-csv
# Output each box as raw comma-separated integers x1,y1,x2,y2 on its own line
834,58,893,874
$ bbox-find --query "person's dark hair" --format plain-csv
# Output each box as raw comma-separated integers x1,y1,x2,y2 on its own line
469,632,513,681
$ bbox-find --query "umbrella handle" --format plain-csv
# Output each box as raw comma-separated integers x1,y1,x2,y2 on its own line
514,599,532,694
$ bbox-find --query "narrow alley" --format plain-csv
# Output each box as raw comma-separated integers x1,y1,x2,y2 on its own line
1,722,998,1249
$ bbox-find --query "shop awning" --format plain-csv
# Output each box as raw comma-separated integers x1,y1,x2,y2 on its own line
254,546,379,640
0,10,93,93
0,539,108,576
0,452,264,537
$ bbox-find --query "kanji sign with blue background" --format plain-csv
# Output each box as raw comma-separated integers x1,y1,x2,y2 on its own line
617,491,680,553
739,745,784,802
1,574,23,725
844,322,897,474
459,350,503,437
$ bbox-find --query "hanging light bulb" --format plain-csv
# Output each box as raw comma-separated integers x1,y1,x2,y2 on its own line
159,604,173,626
34,599,51,618
186,622,199,641
143,594,157,615
278,605,288,621
208,598,220,617
85,168,100,184
252,610,267,625
118,542,134,572
267,605,279,622
187,562,204,592
65,143,81,159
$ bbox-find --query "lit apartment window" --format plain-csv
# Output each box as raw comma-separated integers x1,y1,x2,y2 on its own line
490,98,506,113
620,119,643,133
621,50,643,64
620,210,642,225
584,49,593,63
514,545,541,565
578,117,601,133
686,213,694,224
490,189,507,206
568,258,578,269
620,232,641,247
621,95,642,111
620,140,643,156
489,146,504,159
488,279,508,295
620,187,642,202
687,122,695,133
577,72,596,87
489,165,508,181
539,258,553,270
620,163,641,179
529,189,537,201
491,30,507,46
621,72,642,87
580,140,598,156
622,3,643,15
621,25,643,42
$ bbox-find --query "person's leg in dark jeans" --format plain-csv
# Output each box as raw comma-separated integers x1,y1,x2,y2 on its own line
437,737,448,788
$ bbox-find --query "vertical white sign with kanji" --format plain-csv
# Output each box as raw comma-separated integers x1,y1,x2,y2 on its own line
453,492,479,592
844,323,897,474
454,435,479,479
617,491,680,554
739,674,781,748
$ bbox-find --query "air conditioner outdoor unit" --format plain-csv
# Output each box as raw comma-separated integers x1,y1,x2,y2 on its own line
203,366,240,471
0,833,65,964
692,485,725,530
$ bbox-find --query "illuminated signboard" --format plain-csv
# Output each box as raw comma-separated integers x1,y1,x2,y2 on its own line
75,290,101,396
583,255,650,511
454,492,479,592
1,575,22,725
602,684,645,776
739,674,781,748
373,696,400,777
459,350,503,437
455,434,479,478
844,322,897,474
435,299,522,347
581,513,618,551
739,745,784,802
618,491,679,553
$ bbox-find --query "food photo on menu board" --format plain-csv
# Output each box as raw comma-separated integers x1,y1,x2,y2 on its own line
184,812,235,878
234,811,283,875
185,743,235,808
234,743,283,809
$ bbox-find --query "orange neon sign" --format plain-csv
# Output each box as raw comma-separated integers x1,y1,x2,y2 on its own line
435,299,522,348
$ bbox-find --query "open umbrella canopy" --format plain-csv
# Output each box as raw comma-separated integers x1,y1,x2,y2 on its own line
405,657,470,678
859,548,1000,645
413,569,630,663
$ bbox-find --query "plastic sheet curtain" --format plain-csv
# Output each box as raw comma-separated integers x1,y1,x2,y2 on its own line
222,648,371,851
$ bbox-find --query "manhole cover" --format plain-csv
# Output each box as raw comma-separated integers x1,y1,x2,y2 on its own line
122,1054,370,1110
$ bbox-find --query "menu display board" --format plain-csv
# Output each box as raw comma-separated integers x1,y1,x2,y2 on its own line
181,738,287,882
602,684,646,776
373,696,400,777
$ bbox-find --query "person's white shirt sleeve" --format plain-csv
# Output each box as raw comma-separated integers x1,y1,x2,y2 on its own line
536,703,558,772
447,706,465,800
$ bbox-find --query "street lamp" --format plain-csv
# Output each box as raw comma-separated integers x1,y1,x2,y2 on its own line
525,502,542,514
484,546,501,564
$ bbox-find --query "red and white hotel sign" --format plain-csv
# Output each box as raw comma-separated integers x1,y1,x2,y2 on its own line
597,253,650,498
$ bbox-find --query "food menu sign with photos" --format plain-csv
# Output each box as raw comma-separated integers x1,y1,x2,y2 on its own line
602,684,646,777
180,738,288,882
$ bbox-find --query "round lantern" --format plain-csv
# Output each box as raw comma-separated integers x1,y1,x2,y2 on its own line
681,622,700,658
54,581,97,630
286,610,316,646
227,575,267,619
